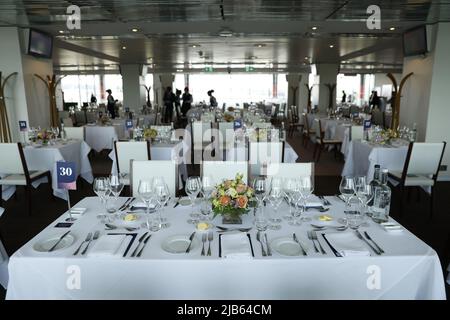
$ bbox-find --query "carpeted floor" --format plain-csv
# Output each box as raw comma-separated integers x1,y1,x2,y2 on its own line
0,132,449,299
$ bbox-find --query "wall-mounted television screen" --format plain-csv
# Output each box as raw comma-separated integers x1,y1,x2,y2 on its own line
403,25,428,57
28,28,53,59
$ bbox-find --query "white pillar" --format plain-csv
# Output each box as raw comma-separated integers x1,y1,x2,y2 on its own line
153,74,174,106
316,64,339,112
286,73,309,114
400,23,450,180
120,64,146,112
0,27,53,142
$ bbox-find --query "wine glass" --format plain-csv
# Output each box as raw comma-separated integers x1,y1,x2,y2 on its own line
153,177,170,228
93,177,110,219
267,177,282,230
200,175,215,223
339,176,355,208
108,175,124,214
138,180,159,231
287,179,303,226
299,176,314,222
345,197,364,230
185,176,202,224
252,176,269,210
282,178,297,221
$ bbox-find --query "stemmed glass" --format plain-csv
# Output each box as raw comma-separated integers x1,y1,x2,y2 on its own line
185,176,202,224
267,177,282,230
107,174,124,214
339,176,356,208
93,177,110,219
287,179,303,226
200,175,215,223
299,176,314,222
252,176,270,224
138,180,159,231
282,178,297,221
153,177,170,228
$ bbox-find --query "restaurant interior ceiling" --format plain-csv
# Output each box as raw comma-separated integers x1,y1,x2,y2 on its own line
1,0,450,75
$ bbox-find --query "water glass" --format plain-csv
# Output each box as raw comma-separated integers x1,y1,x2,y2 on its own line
185,176,202,223
299,176,314,222
138,180,159,231
93,177,110,219
153,177,170,228
267,178,283,229
339,176,355,207
345,198,364,230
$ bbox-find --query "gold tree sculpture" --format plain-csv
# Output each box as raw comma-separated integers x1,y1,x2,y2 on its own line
305,84,314,113
142,84,152,108
0,72,18,143
290,85,298,107
324,83,337,110
34,74,65,127
387,72,413,130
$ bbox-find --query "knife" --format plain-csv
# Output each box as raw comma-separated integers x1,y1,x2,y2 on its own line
355,230,381,255
293,233,307,256
173,196,182,208
321,233,342,257
130,231,149,257
185,231,196,253
364,231,385,253
119,197,132,211
137,234,152,257
48,230,71,252
264,233,272,256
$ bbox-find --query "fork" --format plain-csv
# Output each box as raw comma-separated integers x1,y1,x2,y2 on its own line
207,232,213,256
201,233,207,256
318,195,331,206
307,230,319,253
82,230,100,255
73,232,91,255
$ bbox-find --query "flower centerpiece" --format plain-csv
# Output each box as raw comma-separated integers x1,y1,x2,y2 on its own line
223,113,235,122
143,128,158,141
30,129,53,145
211,173,255,224
372,128,399,145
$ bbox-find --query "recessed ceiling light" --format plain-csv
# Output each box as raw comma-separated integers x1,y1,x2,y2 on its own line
311,26,318,30
58,30,64,34
329,44,334,48
176,69,183,72
389,27,396,31
122,46,127,50
304,56,309,60
191,44,200,48
255,43,266,48
131,28,139,32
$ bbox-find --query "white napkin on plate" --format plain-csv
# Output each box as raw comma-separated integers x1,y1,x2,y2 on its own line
306,196,324,208
130,201,156,210
323,232,370,257
87,235,131,258
221,233,252,259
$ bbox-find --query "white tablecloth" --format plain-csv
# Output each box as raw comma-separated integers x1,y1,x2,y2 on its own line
0,238,8,289
84,125,118,152
108,142,189,187
225,142,298,163
342,140,408,181
1,140,93,205
6,196,445,299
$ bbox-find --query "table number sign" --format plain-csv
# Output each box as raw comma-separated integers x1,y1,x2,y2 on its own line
57,161,77,190
125,107,130,113
363,120,372,130
233,119,243,130
125,119,133,130
19,121,27,132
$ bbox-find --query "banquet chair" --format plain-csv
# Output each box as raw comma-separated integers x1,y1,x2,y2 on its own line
130,160,178,197
74,111,86,126
201,161,249,185
288,106,304,137
388,141,446,219
114,141,151,186
371,109,385,127
86,112,97,124
62,117,74,127
349,126,364,141
313,119,342,162
248,141,285,177
218,122,235,151
0,143,53,215
191,121,213,163
265,162,314,179
302,113,316,148
64,127,85,141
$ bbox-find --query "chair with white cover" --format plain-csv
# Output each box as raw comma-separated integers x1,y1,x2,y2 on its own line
62,118,74,127
349,126,364,141
190,121,213,163
130,160,178,197
86,112,97,124
0,143,53,215
388,141,446,219
64,127,85,141
248,141,285,177
114,141,151,186
74,111,86,126
201,161,249,185
218,122,235,149
265,162,314,179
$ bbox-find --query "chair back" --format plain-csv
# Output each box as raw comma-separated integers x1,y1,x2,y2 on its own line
266,162,314,178
201,161,248,185
404,142,447,178
248,141,285,176
350,126,364,141
0,143,26,175
65,127,85,140
62,118,74,127
114,141,150,175
86,112,97,124
372,110,385,127
304,113,313,134
192,121,212,145
75,111,86,125
130,160,178,197
218,122,235,148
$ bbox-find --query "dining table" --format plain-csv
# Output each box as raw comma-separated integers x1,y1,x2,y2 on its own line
84,124,119,152
0,140,93,207
5,196,446,299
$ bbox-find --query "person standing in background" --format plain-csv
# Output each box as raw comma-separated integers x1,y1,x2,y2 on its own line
174,89,182,120
163,87,175,123
207,90,218,107
341,90,346,103
90,93,97,104
181,87,193,116
106,89,117,119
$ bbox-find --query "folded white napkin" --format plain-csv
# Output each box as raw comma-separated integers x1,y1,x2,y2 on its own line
87,235,132,258
131,201,156,209
324,232,370,257
221,233,253,259
306,196,324,208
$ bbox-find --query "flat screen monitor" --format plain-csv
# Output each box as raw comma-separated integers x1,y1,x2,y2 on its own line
28,29,53,59
403,25,428,57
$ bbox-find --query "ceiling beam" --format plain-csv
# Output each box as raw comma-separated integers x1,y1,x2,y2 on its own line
54,38,120,63
339,38,400,61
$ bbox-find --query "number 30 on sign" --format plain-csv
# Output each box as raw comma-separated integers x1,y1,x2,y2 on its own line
57,161,77,190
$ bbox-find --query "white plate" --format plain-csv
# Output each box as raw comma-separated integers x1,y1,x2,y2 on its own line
116,212,144,227
270,237,302,256
161,234,200,254
33,234,76,252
